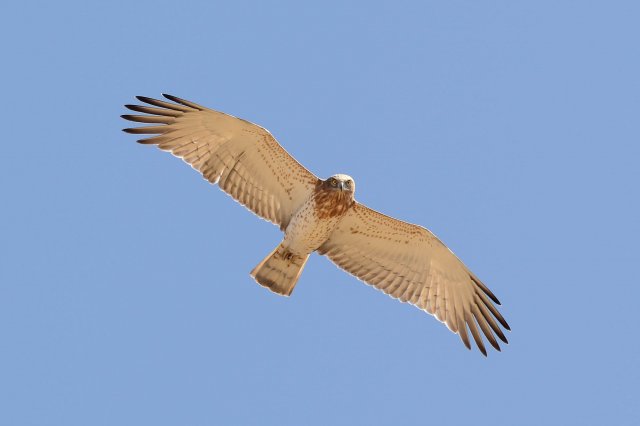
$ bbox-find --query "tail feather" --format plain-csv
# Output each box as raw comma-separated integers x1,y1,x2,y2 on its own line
250,245,309,296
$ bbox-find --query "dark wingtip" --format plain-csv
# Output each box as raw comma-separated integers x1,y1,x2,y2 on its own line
122,128,135,133
488,293,501,305
136,95,156,104
161,93,203,110
470,275,501,305
162,93,189,105
487,338,501,352
476,342,487,357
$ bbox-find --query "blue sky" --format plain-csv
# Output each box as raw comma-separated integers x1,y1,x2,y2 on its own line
1,1,639,425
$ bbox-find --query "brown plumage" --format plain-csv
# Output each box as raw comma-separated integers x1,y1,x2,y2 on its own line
313,180,355,219
122,94,510,356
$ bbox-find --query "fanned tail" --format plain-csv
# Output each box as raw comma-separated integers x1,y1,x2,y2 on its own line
250,244,309,296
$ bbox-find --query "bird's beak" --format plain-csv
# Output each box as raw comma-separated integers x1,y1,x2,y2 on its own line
339,181,345,191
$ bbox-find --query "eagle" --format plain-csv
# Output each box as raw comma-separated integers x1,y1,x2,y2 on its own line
122,94,510,355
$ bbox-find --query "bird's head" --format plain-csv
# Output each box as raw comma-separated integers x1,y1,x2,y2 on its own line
323,174,355,195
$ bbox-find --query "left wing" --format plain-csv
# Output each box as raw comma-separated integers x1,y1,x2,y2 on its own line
122,94,319,229
318,203,510,355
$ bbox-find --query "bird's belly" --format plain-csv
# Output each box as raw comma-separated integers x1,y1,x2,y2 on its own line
283,206,343,255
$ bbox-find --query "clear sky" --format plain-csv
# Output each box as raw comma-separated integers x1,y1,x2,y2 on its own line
1,1,639,425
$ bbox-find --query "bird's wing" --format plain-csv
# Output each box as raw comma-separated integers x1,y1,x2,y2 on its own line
318,203,510,355
122,94,319,229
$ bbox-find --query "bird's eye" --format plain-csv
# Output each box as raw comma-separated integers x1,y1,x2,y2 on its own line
331,179,337,186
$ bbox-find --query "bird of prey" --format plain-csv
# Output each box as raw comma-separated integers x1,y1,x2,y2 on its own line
122,94,510,355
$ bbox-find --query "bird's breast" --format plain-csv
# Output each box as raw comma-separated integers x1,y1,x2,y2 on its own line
283,190,354,255
313,189,354,220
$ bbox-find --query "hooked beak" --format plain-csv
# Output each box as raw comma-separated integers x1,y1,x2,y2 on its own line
338,181,345,191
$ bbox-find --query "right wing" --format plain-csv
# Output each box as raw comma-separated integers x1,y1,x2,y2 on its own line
122,94,319,229
318,203,510,355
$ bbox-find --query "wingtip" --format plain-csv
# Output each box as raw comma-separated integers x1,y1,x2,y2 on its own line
120,114,140,122
488,338,502,352
489,293,501,305
161,93,204,110
470,275,501,305
462,339,471,351
162,93,183,104
136,137,158,144
136,95,159,105
136,95,165,105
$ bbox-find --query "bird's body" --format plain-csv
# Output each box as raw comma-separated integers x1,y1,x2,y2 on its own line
122,94,510,355
251,175,355,296
284,177,354,256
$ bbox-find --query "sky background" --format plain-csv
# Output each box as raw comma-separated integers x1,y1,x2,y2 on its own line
1,1,639,425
